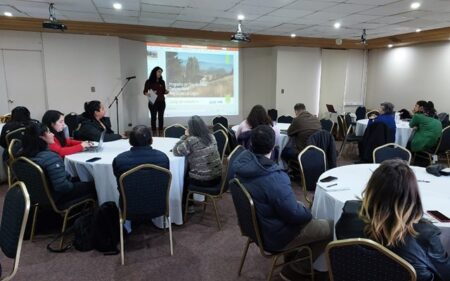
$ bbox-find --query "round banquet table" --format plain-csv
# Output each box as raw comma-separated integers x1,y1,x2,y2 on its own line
311,163,450,252
355,119,412,147
64,137,185,227
0,123,6,183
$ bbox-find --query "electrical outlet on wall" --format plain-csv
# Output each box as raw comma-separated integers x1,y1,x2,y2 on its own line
91,86,96,93
281,89,285,94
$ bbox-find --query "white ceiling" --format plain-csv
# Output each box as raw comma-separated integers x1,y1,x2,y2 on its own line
1,0,450,39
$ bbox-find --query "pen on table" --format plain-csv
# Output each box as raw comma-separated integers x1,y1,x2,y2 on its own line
327,183,338,188
418,180,430,183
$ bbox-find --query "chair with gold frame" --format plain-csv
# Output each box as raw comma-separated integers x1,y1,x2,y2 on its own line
298,145,327,206
163,124,186,138
184,145,245,230
0,113,11,123
229,178,314,281
366,110,380,119
213,129,229,162
412,126,450,166
373,143,411,164
212,115,228,128
5,127,26,148
326,238,416,281
6,138,22,187
0,181,30,281
118,164,173,265
11,157,96,248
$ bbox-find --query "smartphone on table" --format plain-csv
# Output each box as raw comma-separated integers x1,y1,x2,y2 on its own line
427,210,450,222
86,157,101,163
320,176,337,183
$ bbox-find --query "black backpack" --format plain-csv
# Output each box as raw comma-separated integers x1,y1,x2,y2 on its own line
47,202,119,254
92,201,120,254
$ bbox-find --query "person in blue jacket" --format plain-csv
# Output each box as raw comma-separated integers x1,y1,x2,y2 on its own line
368,102,396,143
231,125,332,280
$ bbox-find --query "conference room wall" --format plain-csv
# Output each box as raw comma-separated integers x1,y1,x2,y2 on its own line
366,41,450,114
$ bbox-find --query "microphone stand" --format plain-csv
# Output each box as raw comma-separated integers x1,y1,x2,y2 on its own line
108,77,133,133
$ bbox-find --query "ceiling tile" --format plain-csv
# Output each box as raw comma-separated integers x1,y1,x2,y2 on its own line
358,0,414,16
141,0,188,6
61,11,102,22
320,3,376,16
419,0,450,13
98,8,139,17
226,4,276,15
240,0,296,8
339,14,381,24
345,0,399,4
176,14,216,22
269,9,313,18
187,0,239,10
202,23,236,32
397,18,442,28
369,15,413,24
264,23,308,33
141,4,184,14
93,0,140,11
284,0,340,12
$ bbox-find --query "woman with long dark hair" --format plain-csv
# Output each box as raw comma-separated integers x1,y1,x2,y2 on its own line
409,100,442,152
42,110,91,157
74,100,122,142
143,66,169,135
336,159,450,281
236,105,280,144
20,123,96,204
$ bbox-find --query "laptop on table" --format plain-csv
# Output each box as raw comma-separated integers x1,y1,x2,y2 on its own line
85,131,105,152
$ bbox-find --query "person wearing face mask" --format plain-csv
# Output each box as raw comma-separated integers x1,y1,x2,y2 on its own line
143,66,169,135
74,100,122,142
42,110,92,157
19,123,96,205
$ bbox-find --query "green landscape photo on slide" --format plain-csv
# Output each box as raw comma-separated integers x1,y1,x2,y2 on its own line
165,51,234,98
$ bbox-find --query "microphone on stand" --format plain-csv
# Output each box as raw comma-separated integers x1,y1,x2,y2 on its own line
126,75,136,80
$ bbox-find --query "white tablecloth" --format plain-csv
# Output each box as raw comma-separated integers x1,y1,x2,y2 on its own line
64,138,185,227
0,123,6,183
311,163,450,252
355,119,412,147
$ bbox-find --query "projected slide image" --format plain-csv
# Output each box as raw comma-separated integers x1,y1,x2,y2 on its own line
166,52,234,98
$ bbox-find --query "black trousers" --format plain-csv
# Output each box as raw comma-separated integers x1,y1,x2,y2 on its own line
148,100,166,131
56,181,97,207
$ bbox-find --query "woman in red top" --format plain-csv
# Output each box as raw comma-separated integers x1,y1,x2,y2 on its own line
42,110,91,157
143,66,169,134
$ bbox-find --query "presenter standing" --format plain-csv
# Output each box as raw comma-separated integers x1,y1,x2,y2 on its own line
144,66,169,136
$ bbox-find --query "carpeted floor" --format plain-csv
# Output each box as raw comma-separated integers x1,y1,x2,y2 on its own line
0,142,358,281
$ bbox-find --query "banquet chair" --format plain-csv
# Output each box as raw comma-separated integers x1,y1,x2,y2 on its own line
320,119,334,133
184,145,245,230
0,113,11,123
213,130,229,161
413,126,450,166
5,127,26,149
373,143,411,164
366,110,380,119
337,115,347,141
213,123,228,135
326,238,416,281
118,164,173,265
355,106,366,121
11,157,96,248
229,178,314,281
64,112,80,137
0,181,30,281
163,124,186,138
6,139,22,187
345,113,354,129
267,109,278,121
339,120,362,157
212,115,228,128
277,115,293,124
298,145,326,206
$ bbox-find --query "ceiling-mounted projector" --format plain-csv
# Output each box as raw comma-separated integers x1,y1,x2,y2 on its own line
231,20,250,42
42,3,67,31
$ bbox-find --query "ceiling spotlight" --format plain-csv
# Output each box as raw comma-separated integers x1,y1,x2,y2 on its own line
113,3,122,10
334,22,341,29
231,18,250,43
416,28,421,32
237,14,245,21
291,33,296,38
410,2,421,9
4,12,12,17
388,44,393,48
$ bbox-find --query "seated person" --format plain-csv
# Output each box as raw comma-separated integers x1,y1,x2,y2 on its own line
232,125,332,280
42,110,92,157
282,103,321,163
113,125,169,177
236,104,280,148
19,123,96,206
0,106,33,150
173,116,222,212
409,101,442,152
336,159,450,281
74,100,122,142
113,125,169,229
368,102,396,143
